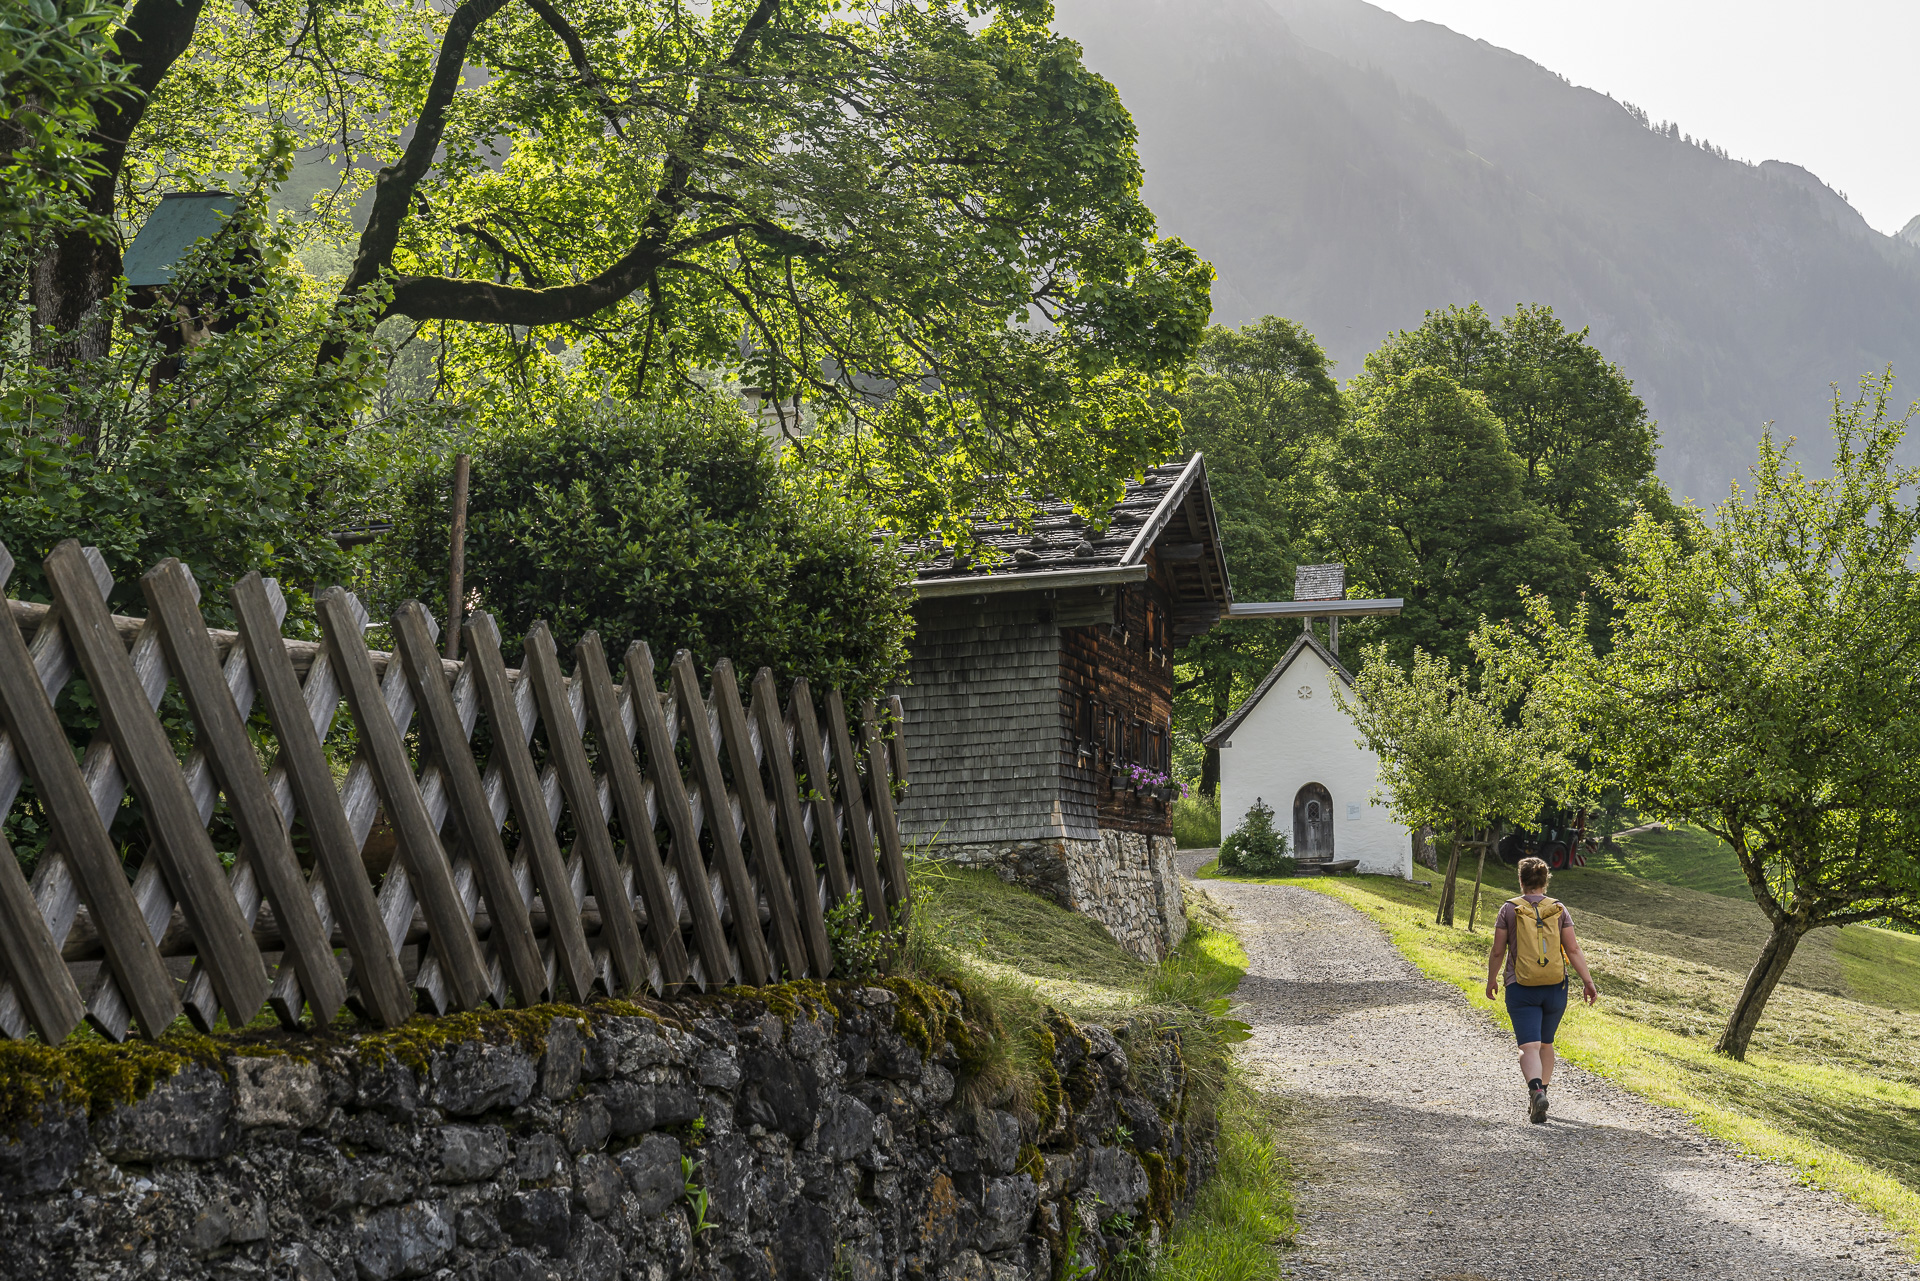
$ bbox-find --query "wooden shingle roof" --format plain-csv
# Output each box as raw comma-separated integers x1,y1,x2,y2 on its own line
900,455,1232,636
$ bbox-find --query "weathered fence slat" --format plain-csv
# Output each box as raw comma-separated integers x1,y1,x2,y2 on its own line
862,699,912,927
0,554,85,1043
178,574,293,1033
752,668,834,976
0,570,181,1038
143,561,348,1026
713,659,810,979
467,613,599,1002
625,642,731,987
395,603,548,1006
8,548,169,1041
576,633,689,992
234,575,414,1028
826,689,890,928
318,589,490,1012
789,678,852,908
0,539,911,1044
523,623,646,995
670,651,773,986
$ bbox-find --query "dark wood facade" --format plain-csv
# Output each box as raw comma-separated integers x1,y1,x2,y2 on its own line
1059,562,1180,837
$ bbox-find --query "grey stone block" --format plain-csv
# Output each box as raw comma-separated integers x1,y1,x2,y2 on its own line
500,1187,572,1256
353,1201,453,1280
433,1124,508,1183
617,1132,683,1217
232,1057,326,1128
431,1040,537,1116
94,1064,233,1161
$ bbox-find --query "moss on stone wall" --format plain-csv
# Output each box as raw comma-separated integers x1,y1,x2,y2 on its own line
0,1029,226,1131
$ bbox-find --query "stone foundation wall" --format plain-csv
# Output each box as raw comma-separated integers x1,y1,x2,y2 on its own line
0,983,1214,1281
938,833,1187,963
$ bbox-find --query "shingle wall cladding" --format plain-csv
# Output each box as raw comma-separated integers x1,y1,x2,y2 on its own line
896,596,1067,845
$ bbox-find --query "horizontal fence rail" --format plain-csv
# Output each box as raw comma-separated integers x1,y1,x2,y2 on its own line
0,539,910,1045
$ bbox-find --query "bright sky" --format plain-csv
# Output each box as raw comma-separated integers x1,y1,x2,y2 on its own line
1366,1,1920,236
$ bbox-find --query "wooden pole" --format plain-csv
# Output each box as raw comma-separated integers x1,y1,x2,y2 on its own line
443,452,471,662
1466,829,1489,932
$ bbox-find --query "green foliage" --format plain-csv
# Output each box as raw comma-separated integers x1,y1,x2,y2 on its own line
0,0,124,236
681,1155,716,1235
825,890,888,982
1323,365,1581,668
30,0,1211,537
1166,318,1342,788
0,183,394,617
1335,638,1576,848
1506,373,1920,1055
1170,794,1221,849
1218,799,1294,876
1358,304,1658,574
381,393,911,704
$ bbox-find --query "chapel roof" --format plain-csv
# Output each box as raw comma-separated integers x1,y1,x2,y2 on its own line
1201,630,1355,748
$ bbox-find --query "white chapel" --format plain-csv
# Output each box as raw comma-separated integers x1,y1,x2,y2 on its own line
1202,629,1413,879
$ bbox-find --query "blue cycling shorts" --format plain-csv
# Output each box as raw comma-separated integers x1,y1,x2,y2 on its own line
1505,979,1569,1045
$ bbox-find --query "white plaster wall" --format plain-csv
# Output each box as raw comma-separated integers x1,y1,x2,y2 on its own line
1216,647,1412,878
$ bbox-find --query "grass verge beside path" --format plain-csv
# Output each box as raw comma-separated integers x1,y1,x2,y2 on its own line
911,866,1297,1280
1196,861,1920,1255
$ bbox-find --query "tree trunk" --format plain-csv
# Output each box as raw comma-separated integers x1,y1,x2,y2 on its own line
1716,919,1807,1059
28,234,120,448
1465,833,1489,931
1199,677,1231,799
1436,828,1462,926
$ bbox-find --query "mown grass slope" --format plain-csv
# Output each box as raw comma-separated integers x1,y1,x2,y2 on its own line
1587,826,1920,1013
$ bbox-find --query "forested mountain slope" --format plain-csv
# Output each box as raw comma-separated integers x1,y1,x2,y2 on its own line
1056,0,1920,500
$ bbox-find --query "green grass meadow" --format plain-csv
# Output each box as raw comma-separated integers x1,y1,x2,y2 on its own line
1197,852,1920,1253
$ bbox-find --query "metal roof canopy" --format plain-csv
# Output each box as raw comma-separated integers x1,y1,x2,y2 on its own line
1226,598,1403,619
122,193,238,288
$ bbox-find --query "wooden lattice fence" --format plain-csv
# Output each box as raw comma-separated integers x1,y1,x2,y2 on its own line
0,538,910,1045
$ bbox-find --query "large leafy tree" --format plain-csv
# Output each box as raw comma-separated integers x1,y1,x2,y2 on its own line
1322,365,1581,667
15,0,1211,532
1507,377,1920,1059
1166,316,1341,793
1356,303,1661,572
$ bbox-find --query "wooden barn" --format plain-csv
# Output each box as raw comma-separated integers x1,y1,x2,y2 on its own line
892,456,1231,960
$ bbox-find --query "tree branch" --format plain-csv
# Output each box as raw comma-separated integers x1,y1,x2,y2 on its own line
338,0,510,303
520,0,625,136
90,0,212,217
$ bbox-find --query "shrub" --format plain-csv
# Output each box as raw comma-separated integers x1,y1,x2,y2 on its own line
1171,794,1221,849
382,393,912,703
1219,798,1296,876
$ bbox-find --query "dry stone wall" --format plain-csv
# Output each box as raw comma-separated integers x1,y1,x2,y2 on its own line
936,835,1186,963
0,983,1213,1281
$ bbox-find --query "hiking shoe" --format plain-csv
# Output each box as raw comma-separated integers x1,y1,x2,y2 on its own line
1529,1086,1549,1125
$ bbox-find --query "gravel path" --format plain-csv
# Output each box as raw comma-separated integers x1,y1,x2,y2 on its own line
1181,858,1916,1280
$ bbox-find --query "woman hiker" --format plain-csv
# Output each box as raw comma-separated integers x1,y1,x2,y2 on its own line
1484,856,1599,1123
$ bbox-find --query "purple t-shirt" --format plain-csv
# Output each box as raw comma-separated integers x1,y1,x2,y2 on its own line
1496,894,1575,985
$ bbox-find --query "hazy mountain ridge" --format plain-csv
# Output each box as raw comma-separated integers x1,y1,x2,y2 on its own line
1056,0,1920,500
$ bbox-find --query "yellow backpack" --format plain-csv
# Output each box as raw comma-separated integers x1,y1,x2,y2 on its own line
1508,896,1567,985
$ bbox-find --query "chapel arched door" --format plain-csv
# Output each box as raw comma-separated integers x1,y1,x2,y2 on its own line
1294,782,1334,862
